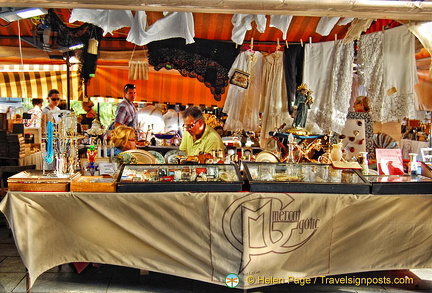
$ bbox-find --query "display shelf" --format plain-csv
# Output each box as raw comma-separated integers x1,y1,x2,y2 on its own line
116,163,242,192
243,162,370,194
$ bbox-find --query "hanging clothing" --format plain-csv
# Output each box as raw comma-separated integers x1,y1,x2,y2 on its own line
283,44,304,115
269,15,293,40
358,31,384,123
259,51,290,147
231,14,267,45
359,26,419,122
126,11,148,46
303,40,354,134
343,18,374,44
223,50,264,132
382,25,418,122
69,9,133,36
316,17,340,36
127,12,195,46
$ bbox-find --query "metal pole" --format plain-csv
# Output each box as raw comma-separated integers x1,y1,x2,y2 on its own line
66,51,71,110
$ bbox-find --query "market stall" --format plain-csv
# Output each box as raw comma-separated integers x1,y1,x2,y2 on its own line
1,191,432,291
1,2,432,292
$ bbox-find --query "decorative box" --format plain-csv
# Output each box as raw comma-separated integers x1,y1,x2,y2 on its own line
116,164,243,192
243,162,370,194
7,170,79,192
70,175,117,192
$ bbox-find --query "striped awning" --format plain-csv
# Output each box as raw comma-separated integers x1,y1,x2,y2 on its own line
0,64,83,100
86,65,226,107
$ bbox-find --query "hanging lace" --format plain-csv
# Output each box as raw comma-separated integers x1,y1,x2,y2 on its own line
147,38,240,101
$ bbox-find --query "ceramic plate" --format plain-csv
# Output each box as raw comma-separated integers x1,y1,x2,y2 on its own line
255,151,280,163
164,149,186,164
122,150,156,164
148,150,165,164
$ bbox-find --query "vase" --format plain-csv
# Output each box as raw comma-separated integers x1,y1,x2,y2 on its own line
330,143,343,162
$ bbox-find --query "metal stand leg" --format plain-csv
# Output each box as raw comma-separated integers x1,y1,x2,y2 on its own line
26,270,32,293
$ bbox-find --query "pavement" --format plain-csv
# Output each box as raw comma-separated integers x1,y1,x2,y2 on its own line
1,211,432,293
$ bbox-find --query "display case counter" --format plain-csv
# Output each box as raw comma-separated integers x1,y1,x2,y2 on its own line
364,174,432,194
243,162,370,194
116,163,242,192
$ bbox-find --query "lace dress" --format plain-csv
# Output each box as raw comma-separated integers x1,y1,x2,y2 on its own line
223,50,264,131
259,51,290,147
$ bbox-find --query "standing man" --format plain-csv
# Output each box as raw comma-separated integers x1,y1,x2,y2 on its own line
113,84,138,130
179,106,225,157
42,89,61,124
27,98,43,127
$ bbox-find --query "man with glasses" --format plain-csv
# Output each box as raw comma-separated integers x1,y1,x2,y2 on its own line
112,84,138,130
179,106,225,157
42,89,61,124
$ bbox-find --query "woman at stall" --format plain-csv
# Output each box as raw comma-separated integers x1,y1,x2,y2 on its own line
353,96,370,112
108,125,137,157
81,100,97,127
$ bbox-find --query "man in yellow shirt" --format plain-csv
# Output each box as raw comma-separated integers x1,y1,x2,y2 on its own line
180,106,225,157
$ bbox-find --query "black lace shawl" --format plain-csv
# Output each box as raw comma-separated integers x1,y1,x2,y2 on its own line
148,38,240,101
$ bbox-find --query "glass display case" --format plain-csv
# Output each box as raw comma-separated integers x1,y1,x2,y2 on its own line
116,164,243,192
364,174,432,194
243,162,370,194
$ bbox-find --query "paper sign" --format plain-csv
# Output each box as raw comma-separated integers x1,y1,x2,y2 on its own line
99,163,117,175
376,148,404,175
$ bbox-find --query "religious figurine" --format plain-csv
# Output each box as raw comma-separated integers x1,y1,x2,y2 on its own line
286,84,313,136
292,83,313,129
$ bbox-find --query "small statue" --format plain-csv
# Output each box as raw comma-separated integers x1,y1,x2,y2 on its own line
292,84,313,129
86,145,98,176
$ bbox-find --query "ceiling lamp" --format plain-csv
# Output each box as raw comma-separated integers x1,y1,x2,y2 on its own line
0,7,47,22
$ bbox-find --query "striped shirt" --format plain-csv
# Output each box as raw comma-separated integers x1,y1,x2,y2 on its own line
114,98,137,130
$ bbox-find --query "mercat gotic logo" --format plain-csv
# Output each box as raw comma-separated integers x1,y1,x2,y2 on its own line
222,193,320,272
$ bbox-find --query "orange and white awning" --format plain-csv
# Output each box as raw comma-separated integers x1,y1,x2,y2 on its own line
0,64,83,100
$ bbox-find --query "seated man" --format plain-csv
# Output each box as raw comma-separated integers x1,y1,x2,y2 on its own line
179,106,225,157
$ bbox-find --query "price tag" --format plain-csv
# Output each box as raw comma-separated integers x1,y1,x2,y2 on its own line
99,163,117,175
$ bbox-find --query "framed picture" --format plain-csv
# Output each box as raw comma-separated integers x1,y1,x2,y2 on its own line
230,69,250,89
